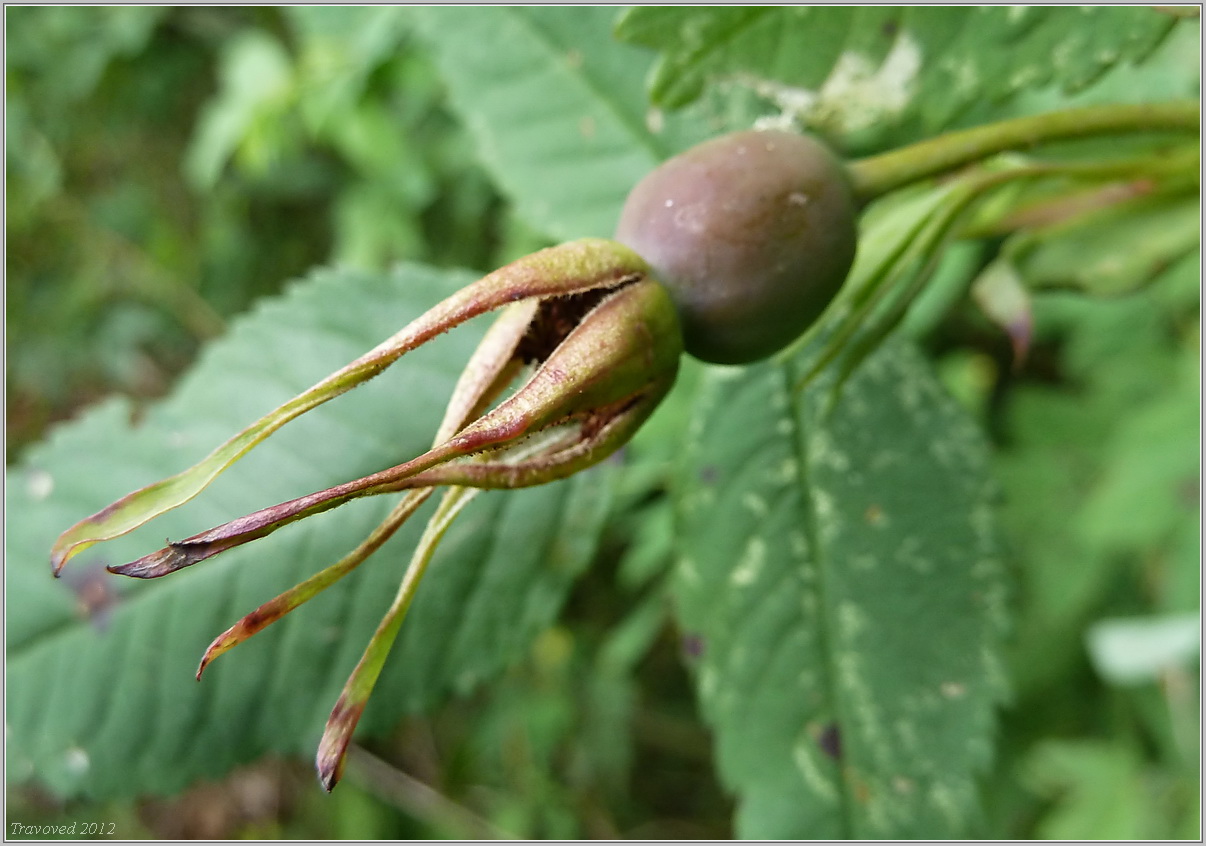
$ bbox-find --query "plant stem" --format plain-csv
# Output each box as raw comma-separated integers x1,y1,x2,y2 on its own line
343,745,511,839
847,101,1200,205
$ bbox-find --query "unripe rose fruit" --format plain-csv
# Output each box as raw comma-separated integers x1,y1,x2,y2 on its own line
616,129,858,364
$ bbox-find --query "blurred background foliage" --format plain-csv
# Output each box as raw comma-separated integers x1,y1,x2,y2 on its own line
7,6,530,463
6,6,1199,839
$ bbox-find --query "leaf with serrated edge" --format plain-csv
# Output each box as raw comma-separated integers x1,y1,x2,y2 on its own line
411,6,711,241
674,340,1007,838
616,7,1180,143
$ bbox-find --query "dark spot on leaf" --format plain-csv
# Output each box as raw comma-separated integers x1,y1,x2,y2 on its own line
239,605,278,638
681,633,705,659
127,401,149,429
60,560,120,631
699,465,718,485
818,722,842,760
881,19,899,38
1178,476,1199,508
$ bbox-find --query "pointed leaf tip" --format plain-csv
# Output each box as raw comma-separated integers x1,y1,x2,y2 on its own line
107,543,199,579
316,698,365,792
196,632,236,681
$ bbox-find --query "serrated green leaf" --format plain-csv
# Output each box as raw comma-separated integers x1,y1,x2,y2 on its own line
410,6,710,241
673,341,1007,839
7,263,612,798
616,7,1181,144
615,7,900,111
1005,18,1200,115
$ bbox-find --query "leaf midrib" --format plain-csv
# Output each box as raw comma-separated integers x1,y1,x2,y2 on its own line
779,364,857,838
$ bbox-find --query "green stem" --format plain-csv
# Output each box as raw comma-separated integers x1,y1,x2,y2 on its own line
847,101,1200,205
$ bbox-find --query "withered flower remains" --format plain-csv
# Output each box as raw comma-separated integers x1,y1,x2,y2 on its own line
51,238,682,789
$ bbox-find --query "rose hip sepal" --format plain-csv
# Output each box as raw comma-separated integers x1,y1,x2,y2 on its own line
50,238,680,576
49,238,682,790
194,302,538,680
105,269,678,579
315,484,477,792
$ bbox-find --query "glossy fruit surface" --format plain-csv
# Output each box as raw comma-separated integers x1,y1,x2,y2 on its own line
615,129,858,364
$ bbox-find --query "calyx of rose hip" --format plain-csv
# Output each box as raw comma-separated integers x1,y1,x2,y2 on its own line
50,238,681,790
51,238,681,578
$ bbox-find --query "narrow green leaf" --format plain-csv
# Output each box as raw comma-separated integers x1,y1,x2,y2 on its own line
8,263,613,798
410,6,710,241
786,180,973,392
674,340,1007,838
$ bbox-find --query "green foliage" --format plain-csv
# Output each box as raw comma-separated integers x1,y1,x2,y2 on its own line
411,6,712,241
6,6,1200,841
674,341,1005,838
1011,192,1199,296
6,7,501,458
1023,739,1195,840
997,270,1199,691
615,7,1182,149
